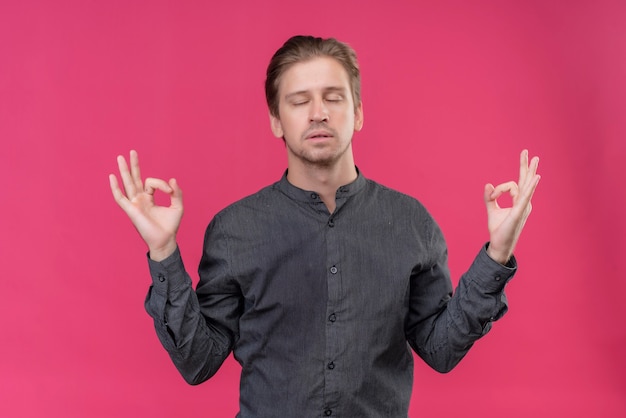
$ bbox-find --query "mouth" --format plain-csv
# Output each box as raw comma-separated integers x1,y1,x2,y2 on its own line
305,130,334,140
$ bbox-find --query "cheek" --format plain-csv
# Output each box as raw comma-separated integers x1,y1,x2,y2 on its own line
278,122,302,142
338,113,355,132
281,115,306,133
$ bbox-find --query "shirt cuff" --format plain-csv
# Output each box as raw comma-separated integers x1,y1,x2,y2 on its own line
467,244,517,292
147,246,192,295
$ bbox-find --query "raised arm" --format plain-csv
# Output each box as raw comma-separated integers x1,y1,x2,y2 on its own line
408,150,541,372
484,149,541,264
110,151,235,383
109,150,183,261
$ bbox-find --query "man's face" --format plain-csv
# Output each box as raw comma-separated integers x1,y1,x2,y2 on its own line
270,56,364,168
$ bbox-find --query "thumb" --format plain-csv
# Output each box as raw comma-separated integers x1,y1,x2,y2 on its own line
168,178,184,208
484,183,498,210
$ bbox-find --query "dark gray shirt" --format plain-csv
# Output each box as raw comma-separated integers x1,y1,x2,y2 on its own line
146,171,516,417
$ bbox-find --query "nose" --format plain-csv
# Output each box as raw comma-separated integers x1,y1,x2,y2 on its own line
309,98,329,123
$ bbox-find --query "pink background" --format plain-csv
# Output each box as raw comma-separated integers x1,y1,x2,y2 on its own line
1,0,625,417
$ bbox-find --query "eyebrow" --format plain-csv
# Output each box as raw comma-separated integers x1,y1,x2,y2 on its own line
284,86,348,100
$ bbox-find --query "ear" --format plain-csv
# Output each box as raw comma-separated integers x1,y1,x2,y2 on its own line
353,101,364,132
269,112,284,138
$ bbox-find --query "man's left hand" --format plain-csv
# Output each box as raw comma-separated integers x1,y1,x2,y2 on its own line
484,149,541,265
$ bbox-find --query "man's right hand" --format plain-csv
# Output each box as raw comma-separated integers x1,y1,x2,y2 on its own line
109,150,183,261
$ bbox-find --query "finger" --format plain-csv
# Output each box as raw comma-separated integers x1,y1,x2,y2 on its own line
508,173,539,226
117,154,137,198
144,177,173,196
168,178,184,209
519,149,529,185
489,181,518,200
518,170,541,208
130,150,143,192
109,173,122,200
518,155,540,197
109,173,133,212
527,156,540,184
484,183,499,211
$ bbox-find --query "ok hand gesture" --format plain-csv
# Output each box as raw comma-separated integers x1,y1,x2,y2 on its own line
484,150,541,265
109,150,183,261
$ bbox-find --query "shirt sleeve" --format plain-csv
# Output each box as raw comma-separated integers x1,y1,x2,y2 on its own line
144,216,241,385
405,235,516,373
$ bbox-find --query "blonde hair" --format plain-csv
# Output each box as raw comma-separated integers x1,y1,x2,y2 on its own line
265,35,361,117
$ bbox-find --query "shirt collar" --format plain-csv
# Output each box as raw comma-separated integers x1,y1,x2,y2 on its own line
276,167,367,204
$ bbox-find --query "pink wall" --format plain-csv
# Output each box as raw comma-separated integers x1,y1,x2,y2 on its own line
1,0,625,417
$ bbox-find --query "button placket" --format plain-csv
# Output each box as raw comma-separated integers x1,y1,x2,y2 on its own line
324,203,341,411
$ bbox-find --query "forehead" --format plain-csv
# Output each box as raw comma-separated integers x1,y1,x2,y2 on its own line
278,56,351,97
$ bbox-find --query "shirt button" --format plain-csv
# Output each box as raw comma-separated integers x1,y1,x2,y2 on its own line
328,313,336,322
324,410,332,416
158,275,166,282
328,219,335,227
495,276,501,281
330,266,338,274
327,361,335,370
310,193,318,199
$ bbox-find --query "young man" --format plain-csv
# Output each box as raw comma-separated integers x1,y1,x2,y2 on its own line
110,35,540,417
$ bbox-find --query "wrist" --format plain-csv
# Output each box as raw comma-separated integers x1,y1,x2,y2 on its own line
149,241,177,262
486,243,511,265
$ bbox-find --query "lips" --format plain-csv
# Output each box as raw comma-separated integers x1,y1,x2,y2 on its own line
305,129,334,140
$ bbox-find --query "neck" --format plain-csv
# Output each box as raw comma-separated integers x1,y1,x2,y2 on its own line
287,156,357,213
